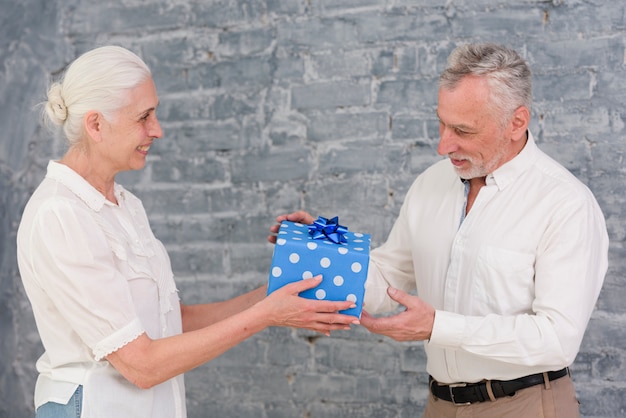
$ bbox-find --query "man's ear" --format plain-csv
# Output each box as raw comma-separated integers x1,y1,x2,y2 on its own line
510,106,530,142
84,111,104,143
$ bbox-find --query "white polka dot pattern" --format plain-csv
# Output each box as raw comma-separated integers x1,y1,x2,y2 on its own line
267,220,371,318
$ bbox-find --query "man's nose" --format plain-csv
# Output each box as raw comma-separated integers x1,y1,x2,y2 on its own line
437,127,457,156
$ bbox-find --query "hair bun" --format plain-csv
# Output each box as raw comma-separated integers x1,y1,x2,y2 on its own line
46,83,68,123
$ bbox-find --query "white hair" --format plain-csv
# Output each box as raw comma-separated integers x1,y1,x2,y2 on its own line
440,43,532,125
43,45,151,145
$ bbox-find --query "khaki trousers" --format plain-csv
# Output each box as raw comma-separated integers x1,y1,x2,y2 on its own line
423,374,580,418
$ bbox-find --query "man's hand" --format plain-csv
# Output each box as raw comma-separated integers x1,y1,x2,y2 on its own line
267,211,315,244
360,287,435,341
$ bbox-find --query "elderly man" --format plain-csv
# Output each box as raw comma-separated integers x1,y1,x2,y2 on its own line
270,43,608,417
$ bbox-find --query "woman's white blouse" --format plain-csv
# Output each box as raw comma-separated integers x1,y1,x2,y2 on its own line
17,161,186,417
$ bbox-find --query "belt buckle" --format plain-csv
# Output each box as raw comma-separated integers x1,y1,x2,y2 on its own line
448,383,471,406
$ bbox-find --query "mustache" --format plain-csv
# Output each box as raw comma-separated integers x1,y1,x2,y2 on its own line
448,153,472,162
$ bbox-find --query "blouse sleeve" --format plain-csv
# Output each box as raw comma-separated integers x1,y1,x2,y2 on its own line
25,198,144,360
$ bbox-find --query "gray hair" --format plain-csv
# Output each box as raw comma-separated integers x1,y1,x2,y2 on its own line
43,45,152,145
440,43,532,122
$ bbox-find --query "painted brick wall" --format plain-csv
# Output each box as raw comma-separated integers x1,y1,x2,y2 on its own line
1,0,625,417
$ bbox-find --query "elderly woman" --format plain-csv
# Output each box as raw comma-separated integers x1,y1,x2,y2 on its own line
17,45,359,418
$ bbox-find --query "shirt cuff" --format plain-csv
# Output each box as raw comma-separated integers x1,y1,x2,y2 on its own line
92,318,144,361
429,309,466,348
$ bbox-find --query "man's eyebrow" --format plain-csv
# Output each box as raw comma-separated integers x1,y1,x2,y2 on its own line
436,112,474,131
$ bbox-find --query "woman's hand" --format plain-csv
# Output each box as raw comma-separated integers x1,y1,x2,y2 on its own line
107,275,358,389
267,211,315,244
259,275,360,336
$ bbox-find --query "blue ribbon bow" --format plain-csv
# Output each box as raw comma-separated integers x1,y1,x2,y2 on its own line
308,216,348,244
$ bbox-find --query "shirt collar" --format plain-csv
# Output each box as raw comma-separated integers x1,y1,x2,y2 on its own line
486,131,538,190
45,160,123,211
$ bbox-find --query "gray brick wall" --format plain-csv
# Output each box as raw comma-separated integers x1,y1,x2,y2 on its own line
1,0,624,417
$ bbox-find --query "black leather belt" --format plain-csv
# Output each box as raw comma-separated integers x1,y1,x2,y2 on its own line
429,368,569,405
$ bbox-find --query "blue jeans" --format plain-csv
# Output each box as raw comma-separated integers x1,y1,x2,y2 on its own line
36,385,82,418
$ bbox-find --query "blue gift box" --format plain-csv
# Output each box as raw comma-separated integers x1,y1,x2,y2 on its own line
267,219,371,318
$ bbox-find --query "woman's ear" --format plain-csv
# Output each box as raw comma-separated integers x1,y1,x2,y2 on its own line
84,111,104,143
510,106,530,142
